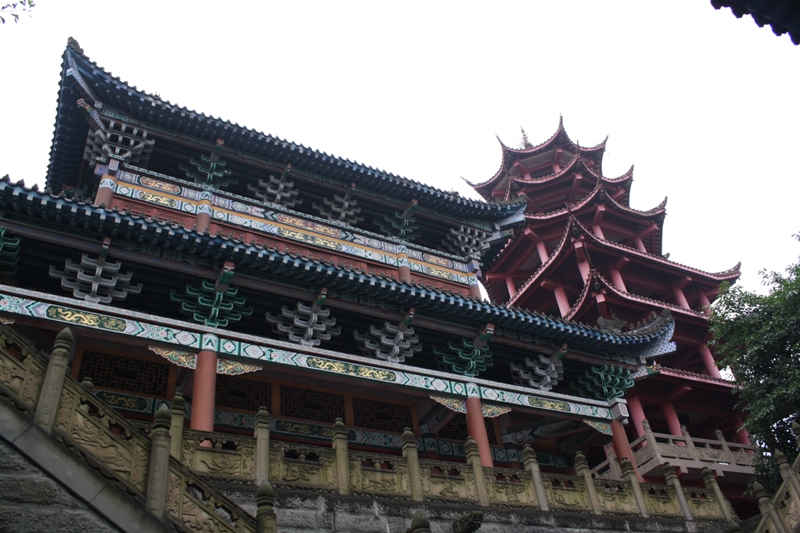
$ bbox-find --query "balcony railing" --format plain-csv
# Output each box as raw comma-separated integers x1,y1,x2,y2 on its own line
633,420,756,477
0,321,739,525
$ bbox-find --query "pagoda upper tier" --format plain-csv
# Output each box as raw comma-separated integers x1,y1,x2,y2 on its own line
473,123,740,374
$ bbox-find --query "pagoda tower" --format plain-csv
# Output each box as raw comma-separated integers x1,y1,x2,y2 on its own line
472,121,751,485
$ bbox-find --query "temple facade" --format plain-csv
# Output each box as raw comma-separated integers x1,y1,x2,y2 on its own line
0,40,762,532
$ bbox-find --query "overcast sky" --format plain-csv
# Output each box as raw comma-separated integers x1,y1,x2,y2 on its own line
0,1,797,293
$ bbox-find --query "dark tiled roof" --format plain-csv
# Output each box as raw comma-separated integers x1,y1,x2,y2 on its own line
712,0,800,45
0,179,676,353
47,41,525,220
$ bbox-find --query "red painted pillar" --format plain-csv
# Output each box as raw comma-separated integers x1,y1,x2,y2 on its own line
192,349,218,447
610,419,641,481
662,402,684,445
195,191,213,233
627,394,646,439
698,345,723,379
553,283,571,317
465,386,493,468
731,413,751,446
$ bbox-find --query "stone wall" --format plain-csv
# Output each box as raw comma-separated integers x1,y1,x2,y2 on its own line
215,483,732,533
0,439,121,533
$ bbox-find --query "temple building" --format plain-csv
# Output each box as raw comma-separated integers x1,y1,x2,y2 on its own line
0,40,769,532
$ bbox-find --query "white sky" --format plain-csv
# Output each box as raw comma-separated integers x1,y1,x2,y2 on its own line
0,1,798,293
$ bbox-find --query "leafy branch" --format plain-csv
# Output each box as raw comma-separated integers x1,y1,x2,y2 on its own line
0,0,35,24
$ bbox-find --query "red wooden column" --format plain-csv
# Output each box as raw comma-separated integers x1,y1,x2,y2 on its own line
191,334,219,447
731,413,751,445
465,384,493,468
93,159,120,208
662,402,684,446
610,419,641,481
195,190,214,233
627,393,647,439
468,259,483,300
697,345,723,379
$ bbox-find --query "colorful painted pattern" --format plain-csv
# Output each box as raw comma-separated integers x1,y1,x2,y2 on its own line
116,169,478,285
0,285,616,421
429,395,511,418
148,346,262,375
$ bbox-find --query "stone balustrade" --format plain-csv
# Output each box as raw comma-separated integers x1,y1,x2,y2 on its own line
630,420,756,477
749,438,800,532
0,322,738,527
0,324,259,532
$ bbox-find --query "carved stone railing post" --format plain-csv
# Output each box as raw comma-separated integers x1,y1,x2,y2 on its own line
701,467,737,526
575,451,602,515
776,450,800,498
169,393,185,459
755,481,788,533
34,327,73,434
681,425,698,458
621,458,649,518
522,444,549,511
642,419,661,463
663,463,693,521
146,404,172,518
255,407,271,485
714,429,735,463
465,437,489,506
332,418,350,495
256,481,278,533
402,427,424,501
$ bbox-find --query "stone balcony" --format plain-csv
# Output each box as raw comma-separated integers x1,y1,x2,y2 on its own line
593,420,756,484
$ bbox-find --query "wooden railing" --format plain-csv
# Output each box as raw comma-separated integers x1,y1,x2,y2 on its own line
0,322,738,526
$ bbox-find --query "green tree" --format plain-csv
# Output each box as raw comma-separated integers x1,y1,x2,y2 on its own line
0,1,34,24
710,235,800,489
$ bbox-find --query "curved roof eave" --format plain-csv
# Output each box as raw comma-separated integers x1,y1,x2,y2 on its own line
0,179,673,350
471,117,607,198
570,217,741,282
565,270,706,321
47,41,524,220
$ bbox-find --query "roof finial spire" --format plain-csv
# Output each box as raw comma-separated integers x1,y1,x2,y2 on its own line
520,126,532,149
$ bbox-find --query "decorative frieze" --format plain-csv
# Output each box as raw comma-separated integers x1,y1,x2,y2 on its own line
0,285,619,421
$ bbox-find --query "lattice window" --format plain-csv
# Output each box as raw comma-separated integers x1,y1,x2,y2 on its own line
437,414,497,444
215,375,271,412
79,350,169,398
353,397,413,433
280,386,344,424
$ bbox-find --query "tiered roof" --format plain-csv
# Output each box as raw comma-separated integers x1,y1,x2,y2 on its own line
49,40,525,221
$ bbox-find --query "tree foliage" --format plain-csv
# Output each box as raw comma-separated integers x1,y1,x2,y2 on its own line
710,236,800,489
0,1,34,24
